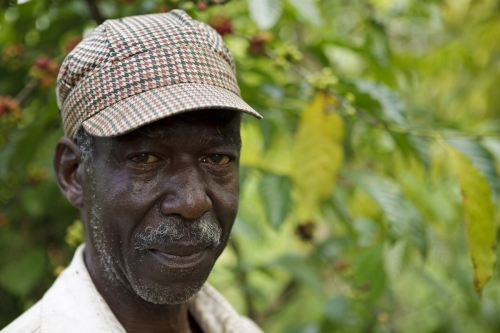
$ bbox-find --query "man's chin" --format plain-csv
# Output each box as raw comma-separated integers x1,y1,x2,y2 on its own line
131,279,206,305
123,245,220,305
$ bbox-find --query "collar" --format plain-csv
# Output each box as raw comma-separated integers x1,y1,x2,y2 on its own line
41,244,261,333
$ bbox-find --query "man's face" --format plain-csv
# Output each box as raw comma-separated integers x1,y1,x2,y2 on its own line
81,110,241,305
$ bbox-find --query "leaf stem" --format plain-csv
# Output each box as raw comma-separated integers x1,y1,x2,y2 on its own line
258,278,298,323
84,0,104,25
229,238,256,320
15,79,38,104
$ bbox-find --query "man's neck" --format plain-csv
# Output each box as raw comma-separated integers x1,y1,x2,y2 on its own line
83,247,202,333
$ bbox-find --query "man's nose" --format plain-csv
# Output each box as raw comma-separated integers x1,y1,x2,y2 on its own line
159,168,212,220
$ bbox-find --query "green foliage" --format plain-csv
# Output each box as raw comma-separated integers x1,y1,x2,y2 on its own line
1,0,500,332
258,173,293,229
349,172,427,257
0,249,45,297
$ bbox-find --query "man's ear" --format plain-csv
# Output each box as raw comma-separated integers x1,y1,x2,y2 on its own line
54,137,85,209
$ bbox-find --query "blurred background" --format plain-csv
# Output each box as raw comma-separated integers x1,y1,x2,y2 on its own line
1,0,500,332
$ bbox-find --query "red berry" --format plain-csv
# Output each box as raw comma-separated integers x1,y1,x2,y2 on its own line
158,4,169,13
210,15,233,36
31,56,60,88
64,36,82,55
334,260,349,272
0,96,21,117
35,56,50,70
197,2,208,11
248,33,272,55
0,212,7,228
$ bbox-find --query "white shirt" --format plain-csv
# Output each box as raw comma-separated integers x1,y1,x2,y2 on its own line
1,245,262,333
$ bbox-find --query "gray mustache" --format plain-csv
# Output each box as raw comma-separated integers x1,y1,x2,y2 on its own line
133,217,222,251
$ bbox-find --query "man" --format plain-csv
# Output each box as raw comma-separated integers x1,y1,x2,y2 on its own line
2,9,263,333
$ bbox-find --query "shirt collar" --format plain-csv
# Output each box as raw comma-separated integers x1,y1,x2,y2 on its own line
41,244,261,333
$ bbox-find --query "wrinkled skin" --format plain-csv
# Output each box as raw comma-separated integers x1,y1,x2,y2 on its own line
54,110,242,333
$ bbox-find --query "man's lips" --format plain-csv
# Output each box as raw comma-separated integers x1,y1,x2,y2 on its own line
145,243,212,269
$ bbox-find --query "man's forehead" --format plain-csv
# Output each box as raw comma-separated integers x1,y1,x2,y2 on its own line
104,109,242,144
138,109,241,131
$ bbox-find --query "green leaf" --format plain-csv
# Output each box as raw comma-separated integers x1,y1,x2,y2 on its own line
324,295,348,322
353,245,386,300
292,92,344,219
247,0,283,30
0,249,46,297
391,133,431,171
384,240,411,279
447,145,497,294
259,173,293,229
354,79,406,125
349,172,427,257
482,138,500,163
447,138,500,200
286,0,323,26
275,255,322,291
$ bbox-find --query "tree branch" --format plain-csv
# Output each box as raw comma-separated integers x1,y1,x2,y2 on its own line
15,79,38,104
258,278,298,323
208,0,233,5
84,0,104,25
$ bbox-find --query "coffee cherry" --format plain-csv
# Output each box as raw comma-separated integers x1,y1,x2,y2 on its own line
196,2,208,11
63,35,82,55
0,96,21,118
248,32,272,55
30,56,60,88
210,15,233,36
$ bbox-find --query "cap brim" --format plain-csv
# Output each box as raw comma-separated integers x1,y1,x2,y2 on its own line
82,83,262,137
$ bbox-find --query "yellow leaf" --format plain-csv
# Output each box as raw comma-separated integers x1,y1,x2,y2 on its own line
292,92,344,219
448,146,497,294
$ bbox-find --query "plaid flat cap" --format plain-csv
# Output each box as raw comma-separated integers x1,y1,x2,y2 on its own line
57,10,262,139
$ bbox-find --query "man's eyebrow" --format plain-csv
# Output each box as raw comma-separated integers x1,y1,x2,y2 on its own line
200,129,241,148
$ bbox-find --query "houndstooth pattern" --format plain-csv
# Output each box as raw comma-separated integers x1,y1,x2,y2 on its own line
84,83,254,136
56,10,261,139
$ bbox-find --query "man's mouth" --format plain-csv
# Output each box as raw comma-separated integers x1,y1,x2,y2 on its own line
147,243,212,269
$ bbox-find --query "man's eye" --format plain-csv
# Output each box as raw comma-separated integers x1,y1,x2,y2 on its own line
131,153,160,164
205,154,231,165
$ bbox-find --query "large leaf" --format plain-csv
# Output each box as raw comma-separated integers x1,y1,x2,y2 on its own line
354,79,406,125
349,172,427,257
291,92,344,219
447,145,497,294
286,0,323,27
259,173,293,229
247,0,283,30
447,138,500,200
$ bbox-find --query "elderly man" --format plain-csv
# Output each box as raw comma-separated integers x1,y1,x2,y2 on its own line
2,9,263,333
